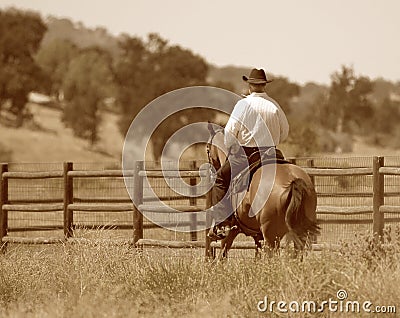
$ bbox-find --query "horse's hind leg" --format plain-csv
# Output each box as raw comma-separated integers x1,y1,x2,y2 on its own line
260,221,282,258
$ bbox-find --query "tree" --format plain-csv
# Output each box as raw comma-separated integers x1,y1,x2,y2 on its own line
114,33,209,159
348,75,374,133
316,66,373,134
0,8,48,126
371,78,395,105
62,47,115,145
267,77,300,114
373,98,400,134
35,39,79,99
284,118,321,156
114,35,152,128
209,80,236,92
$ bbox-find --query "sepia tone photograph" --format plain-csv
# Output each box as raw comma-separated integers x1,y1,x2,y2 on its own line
0,1,399,317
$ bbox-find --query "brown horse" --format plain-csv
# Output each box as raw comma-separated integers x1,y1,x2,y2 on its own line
206,124,319,259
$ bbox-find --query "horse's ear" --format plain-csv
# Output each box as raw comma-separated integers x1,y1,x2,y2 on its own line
207,121,215,135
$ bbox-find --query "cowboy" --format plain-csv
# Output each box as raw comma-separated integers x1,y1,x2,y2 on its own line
208,68,289,240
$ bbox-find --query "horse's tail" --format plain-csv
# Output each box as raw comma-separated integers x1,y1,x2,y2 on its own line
284,178,320,247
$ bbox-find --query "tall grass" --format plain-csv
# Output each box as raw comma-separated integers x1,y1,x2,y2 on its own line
0,228,399,317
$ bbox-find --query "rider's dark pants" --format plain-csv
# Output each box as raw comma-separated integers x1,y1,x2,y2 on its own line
211,146,269,224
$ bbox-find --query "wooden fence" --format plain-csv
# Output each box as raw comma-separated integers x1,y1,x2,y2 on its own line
301,156,399,236
1,157,400,254
0,161,211,252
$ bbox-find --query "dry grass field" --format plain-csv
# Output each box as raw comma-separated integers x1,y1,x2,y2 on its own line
0,228,399,318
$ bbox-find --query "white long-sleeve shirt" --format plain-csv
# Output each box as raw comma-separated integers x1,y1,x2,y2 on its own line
224,92,289,149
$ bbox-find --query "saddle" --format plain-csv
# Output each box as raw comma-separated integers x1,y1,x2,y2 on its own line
231,148,290,194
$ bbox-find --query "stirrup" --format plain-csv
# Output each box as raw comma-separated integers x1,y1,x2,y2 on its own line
208,225,231,240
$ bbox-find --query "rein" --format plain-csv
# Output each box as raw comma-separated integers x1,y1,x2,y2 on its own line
206,127,224,169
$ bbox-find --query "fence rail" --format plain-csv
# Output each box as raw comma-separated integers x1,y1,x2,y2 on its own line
1,157,400,254
303,167,373,176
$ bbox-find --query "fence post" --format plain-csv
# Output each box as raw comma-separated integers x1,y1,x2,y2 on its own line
189,161,197,241
133,161,144,244
63,162,74,239
372,156,384,240
0,163,8,253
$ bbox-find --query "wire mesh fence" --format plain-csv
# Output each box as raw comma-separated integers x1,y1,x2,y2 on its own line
140,160,208,242
295,157,374,243
1,157,400,250
6,163,64,238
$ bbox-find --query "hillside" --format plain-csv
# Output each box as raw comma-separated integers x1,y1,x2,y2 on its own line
0,103,124,163
2,15,400,164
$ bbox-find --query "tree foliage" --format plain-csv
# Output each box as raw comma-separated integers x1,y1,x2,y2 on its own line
314,66,373,134
35,39,79,99
62,47,114,145
374,98,400,134
114,33,209,159
41,17,120,58
0,8,48,126
267,77,300,114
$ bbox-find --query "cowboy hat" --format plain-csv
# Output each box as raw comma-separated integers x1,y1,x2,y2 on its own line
242,68,273,84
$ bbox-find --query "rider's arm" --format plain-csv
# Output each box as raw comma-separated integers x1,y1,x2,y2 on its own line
277,106,289,143
224,99,248,151
263,95,289,144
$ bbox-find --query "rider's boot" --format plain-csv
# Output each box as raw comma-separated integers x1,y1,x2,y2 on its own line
207,199,233,240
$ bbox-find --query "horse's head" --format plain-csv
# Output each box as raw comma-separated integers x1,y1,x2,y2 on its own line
206,122,226,170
